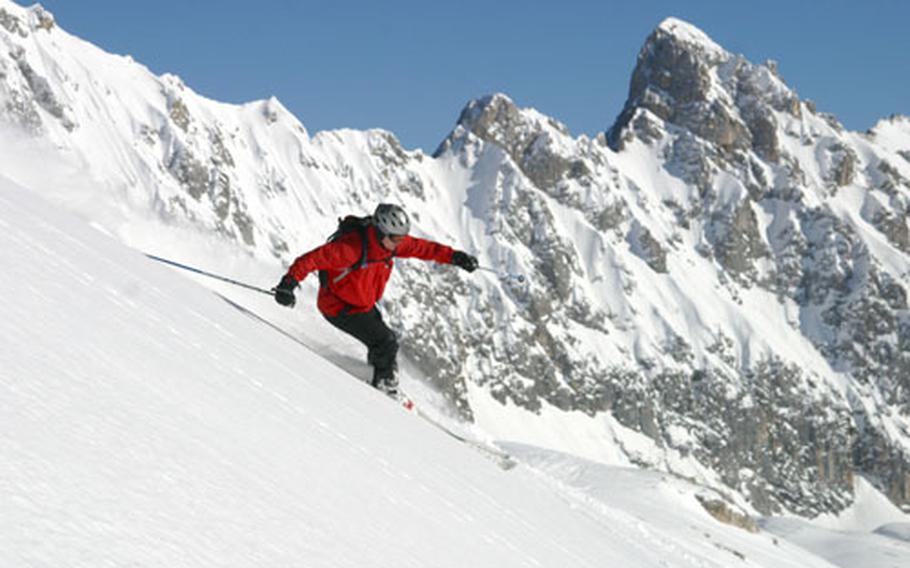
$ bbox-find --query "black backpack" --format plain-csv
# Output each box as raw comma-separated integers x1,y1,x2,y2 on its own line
318,215,392,288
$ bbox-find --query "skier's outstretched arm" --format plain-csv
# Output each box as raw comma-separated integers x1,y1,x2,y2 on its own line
274,240,361,307
396,237,478,272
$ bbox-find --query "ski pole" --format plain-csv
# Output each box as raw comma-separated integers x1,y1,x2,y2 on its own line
144,254,277,296
477,266,526,283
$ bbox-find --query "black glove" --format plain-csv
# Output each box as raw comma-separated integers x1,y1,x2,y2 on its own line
274,274,298,308
451,251,478,273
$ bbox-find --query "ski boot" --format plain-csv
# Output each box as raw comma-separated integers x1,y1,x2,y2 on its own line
371,371,399,398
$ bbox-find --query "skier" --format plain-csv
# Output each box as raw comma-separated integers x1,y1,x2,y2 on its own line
273,203,479,396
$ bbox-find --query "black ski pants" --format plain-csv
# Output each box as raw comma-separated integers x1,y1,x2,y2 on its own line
324,307,398,382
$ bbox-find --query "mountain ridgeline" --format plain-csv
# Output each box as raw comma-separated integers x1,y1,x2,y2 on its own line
2,3,909,518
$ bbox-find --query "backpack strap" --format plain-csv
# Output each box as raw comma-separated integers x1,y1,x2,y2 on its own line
318,214,402,294
328,223,371,285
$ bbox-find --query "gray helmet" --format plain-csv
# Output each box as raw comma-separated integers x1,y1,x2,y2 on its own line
373,203,410,236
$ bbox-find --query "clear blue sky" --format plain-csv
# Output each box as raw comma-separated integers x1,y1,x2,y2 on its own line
37,0,910,152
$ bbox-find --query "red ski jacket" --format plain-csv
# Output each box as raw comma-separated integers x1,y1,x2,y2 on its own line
287,224,455,317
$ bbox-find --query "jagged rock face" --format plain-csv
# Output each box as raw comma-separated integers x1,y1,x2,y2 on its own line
629,223,668,273
0,7,71,133
599,18,910,514
3,7,910,518
430,92,878,516
711,200,769,280
438,94,579,190
428,21,910,515
608,18,800,166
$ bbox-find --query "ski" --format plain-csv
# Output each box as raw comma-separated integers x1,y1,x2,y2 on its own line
396,393,416,412
392,391,517,471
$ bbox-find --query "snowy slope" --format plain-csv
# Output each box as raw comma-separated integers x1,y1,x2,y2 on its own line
0,175,864,567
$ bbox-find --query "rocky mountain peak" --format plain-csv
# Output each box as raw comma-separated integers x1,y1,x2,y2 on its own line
607,18,802,162
435,93,569,157
608,17,732,139
0,2,54,36
653,17,728,62
434,93,584,191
